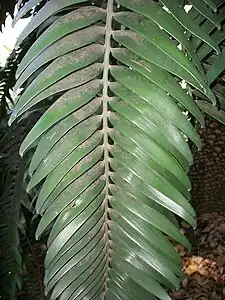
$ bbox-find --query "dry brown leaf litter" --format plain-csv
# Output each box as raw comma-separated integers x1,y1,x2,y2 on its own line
170,212,225,300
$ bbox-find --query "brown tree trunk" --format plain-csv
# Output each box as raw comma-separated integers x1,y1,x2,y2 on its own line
190,114,225,214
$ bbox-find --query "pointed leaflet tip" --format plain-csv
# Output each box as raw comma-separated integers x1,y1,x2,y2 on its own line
8,115,15,127
8,110,18,126
19,147,24,158
207,89,217,106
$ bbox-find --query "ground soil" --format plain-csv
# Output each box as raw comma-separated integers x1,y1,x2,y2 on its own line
171,213,225,300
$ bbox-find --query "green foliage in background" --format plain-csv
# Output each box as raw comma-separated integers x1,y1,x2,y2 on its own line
1,0,225,299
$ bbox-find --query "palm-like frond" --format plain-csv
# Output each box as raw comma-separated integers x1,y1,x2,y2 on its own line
0,114,24,300
0,110,47,299
0,0,33,31
0,49,18,114
10,0,223,299
184,0,225,217
0,51,22,298
187,0,225,123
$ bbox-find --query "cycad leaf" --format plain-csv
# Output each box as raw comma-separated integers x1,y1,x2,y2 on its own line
36,165,104,238
20,81,102,155
111,224,181,288
109,93,191,170
15,0,88,47
15,26,104,91
11,45,104,122
192,4,225,46
113,30,216,104
10,63,103,126
27,113,100,177
109,129,191,193
110,161,196,227
198,24,225,61
16,6,105,79
13,0,43,26
197,100,225,125
202,0,217,12
114,12,206,93
188,0,221,29
160,0,220,54
36,138,102,215
191,5,225,61
113,30,204,93
109,113,191,189
112,48,204,126
11,0,220,299
27,115,101,191
109,186,190,248
117,0,205,76
206,48,225,85
110,258,171,300
111,66,201,148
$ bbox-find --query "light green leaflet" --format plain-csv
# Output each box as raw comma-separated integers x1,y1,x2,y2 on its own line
188,0,221,29
160,0,220,54
16,7,105,79
15,0,88,46
112,48,204,126
15,26,104,91
117,0,205,76
197,100,225,125
19,81,102,155
207,48,225,85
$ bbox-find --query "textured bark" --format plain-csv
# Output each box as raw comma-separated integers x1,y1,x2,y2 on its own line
190,114,225,214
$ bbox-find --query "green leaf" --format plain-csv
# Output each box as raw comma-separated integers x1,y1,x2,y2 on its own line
15,26,104,91
206,48,225,85
110,184,191,248
28,114,100,176
114,11,206,94
11,0,220,298
188,0,221,29
111,145,191,202
160,0,220,54
110,160,196,226
27,115,101,191
117,0,205,76
15,0,88,46
113,29,205,94
110,129,191,194
111,226,181,289
44,215,104,269
109,117,191,191
197,100,225,125
37,149,103,230
111,66,202,148
110,258,171,300
16,6,105,79
113,30,217,105
110,95,191,170
20,81,102,155
45,215,104,283
109,270,157,300
10,63,103,126
111,48,204,126
111,210,182,267
198,24,225,61
11,46,104,122
202,0,218,12
36,140,102,215
191,5,225,53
